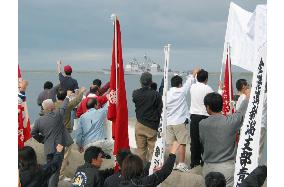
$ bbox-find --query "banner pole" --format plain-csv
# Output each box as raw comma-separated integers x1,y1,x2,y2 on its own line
114,16,118,94
228,43,233,113
219,42,227,89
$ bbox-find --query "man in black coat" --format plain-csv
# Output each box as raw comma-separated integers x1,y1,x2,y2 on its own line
132,72,162,163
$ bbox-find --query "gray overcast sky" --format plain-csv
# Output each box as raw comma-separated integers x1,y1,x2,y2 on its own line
19,0,266,72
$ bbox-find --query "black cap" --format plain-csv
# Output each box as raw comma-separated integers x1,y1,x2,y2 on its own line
84,146,111,163
101,151,111,159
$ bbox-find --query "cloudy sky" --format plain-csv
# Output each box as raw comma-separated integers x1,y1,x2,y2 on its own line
19,0,266,72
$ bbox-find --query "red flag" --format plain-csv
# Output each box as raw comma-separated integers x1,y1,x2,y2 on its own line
222,47,235,116
18,65,32,149
18,65,22,78
107,17,130,156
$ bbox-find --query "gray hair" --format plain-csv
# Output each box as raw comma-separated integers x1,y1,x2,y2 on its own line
42,99,54,111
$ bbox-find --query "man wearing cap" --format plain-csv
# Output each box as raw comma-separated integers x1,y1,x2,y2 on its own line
132,72,163,163
57,60,79,92
72,146,113,187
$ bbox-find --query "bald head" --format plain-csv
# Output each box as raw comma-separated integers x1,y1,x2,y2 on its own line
42,99,55,112
86,98,98,110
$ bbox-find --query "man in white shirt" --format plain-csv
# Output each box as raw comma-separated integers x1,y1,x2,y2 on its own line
189,69,214,168
235,79,250,110
166,68,199,172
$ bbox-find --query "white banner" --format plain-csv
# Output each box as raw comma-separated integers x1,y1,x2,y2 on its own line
222,3,266,72
234,45,266,186
149,44,170,175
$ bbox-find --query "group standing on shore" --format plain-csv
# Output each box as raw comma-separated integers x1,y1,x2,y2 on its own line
18,61,267,187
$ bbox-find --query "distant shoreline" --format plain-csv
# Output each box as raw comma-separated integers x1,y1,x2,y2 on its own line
21,70,104,74
21,70,253,76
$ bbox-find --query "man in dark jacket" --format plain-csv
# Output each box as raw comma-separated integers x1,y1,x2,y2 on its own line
37,81,60,107
132,72,163,163
57,60,79,92
31,93,74,187
72,146,114,187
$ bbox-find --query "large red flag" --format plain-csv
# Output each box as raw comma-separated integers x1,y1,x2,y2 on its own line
18,65,32,149
107,17,130,156
222,47,235,116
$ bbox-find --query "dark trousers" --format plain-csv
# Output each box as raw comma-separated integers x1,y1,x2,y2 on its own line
190,114,208,168
46,151,64,187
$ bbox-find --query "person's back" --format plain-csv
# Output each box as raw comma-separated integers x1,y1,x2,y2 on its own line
37,81,60,106
133,87,162,130
104,149,132,187
132,72,162,162
189,69,213,168
104,172,123,187
200,93,249,163
190,83,213,116
54,88,85,132
235,79,250,110
59,74,78,92
32,98,72,156
165,70,198,172
76,87,108,118
190,82,213,115
57,60,79,92
20,166,49,187
167,87,188,123
167,73,196,125
75,101,108,148
119,142,180,187
19,145,64,187
200,115,241,163
200,92,249,187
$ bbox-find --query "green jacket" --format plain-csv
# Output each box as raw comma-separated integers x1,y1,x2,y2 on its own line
54,92,83,132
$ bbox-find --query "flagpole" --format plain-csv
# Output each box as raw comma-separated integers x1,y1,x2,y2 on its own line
219,42,227,89
149,44,170,176
228,44,233,113
163,43,170,150
111,14,118,96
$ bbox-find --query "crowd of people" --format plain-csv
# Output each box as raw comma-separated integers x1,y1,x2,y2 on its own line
18,61,267,187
